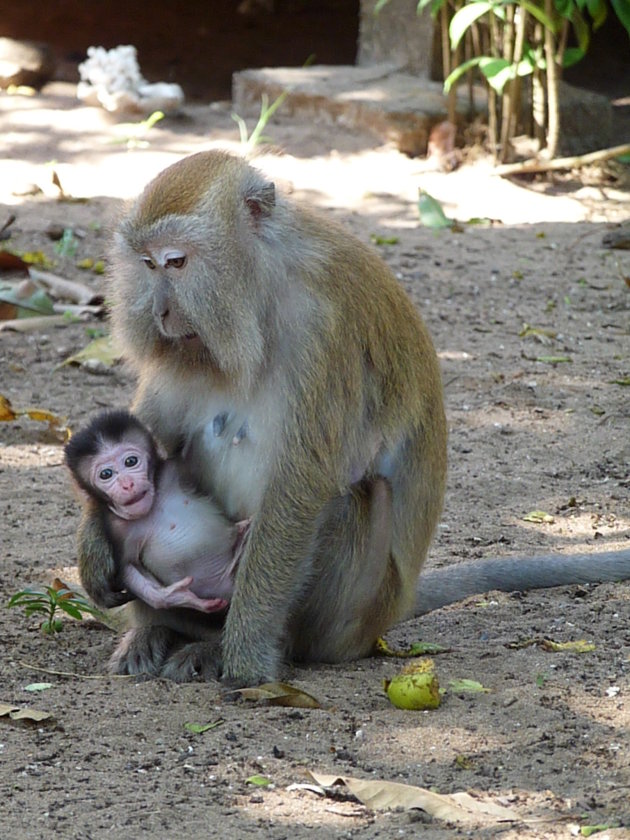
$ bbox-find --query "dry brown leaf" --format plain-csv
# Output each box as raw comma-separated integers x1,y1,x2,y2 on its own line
307,772,521,825
234,681,322,709
0,702,52,722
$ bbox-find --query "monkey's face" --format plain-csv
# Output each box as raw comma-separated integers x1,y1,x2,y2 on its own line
110,152,277,387
90,440,156,520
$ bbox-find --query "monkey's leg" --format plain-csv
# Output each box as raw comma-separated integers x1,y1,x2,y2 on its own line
289,477,401,662
160,636,224,682
108,601,223,680
109,625,182,676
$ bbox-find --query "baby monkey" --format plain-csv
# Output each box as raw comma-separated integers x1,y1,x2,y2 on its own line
64,410,249,614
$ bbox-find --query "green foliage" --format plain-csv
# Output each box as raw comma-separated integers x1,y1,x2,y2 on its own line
8,583,100,634
54,228,79,257
377,0,630,160
232,89,290,151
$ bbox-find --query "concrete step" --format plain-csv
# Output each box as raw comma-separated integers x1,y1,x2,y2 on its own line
233,64,614,157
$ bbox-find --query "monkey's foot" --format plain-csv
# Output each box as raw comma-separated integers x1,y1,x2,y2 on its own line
160,640,223,683
108,626,181,676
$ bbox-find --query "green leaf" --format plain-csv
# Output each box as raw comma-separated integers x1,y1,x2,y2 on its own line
536,355,572,364
448,679,491,693
408,641,449,656
478,58,513,93
57,601,84,620
611,0,630,36
444,56,486,93
449,1,503,50
418,190,452,229
370,234,400,246
562,46,586,67
24,683,53,692
246,775,272,786
571,9,592,53
520,0,559,31
417,0,448,16
0,283,55,318
581,825,617,838
586,0,608,29
184,719,224,734
523,510,555,524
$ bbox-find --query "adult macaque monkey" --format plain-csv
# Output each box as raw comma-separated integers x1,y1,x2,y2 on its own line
77,150,630,685
65,410,248,614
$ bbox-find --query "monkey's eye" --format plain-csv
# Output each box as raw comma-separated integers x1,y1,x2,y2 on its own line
124,455,139,468
99,468,114,481
142,257,156,270
166,255,187,269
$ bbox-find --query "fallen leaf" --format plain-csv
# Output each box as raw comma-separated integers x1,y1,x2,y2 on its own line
0,282,55,318
246,775,272,787
540,639,595,654
523,510,555,524
0,251,29,273
375,638,449,657
370,234,400,246
307,772,522,825
16,251,54,269
0,394,17,420
24,683,53,692
184,719,224,734
580,825,617,837
0,394,68,438
234,681,321,709
448,678,491,693
418,190,454,230
0,703,52,722
59,335,122,372
535,355,572,365
519,323,557,342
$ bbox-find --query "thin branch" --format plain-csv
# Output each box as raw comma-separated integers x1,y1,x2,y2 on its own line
19,660,136,680
494,143,630,176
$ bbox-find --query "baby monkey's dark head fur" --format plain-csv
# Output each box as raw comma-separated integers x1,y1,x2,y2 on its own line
64,410,159,503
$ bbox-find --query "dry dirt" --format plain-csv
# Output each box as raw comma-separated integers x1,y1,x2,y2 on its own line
1,83,629,839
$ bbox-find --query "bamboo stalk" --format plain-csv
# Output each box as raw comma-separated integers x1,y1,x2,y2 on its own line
544,0,560,158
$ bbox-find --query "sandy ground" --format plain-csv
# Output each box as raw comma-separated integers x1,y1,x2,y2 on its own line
1,83,629,839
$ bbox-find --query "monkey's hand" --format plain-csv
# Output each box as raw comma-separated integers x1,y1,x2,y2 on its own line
77,510,133,608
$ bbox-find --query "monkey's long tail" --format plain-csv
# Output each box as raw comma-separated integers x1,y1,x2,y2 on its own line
414,548,630,616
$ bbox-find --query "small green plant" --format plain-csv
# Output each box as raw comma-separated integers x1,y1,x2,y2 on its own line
8,580,100,634
54,228,79,257
232,54,315,152
232,89,291,152
112,110,165,149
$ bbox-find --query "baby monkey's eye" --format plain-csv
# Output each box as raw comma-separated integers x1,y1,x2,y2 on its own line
166,255,187,269
142,257,156,270
124,455,139,468
99,468,113,480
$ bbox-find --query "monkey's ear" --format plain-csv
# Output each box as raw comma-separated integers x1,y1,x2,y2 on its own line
244,181,276,222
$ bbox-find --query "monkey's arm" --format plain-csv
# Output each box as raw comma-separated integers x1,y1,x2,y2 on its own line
77,510,133,608
122,565,228,614
414,548,630,615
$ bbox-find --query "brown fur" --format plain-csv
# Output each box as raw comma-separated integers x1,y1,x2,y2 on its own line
78,150,447,685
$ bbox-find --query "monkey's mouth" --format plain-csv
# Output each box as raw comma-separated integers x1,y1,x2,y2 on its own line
124,490,148,507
